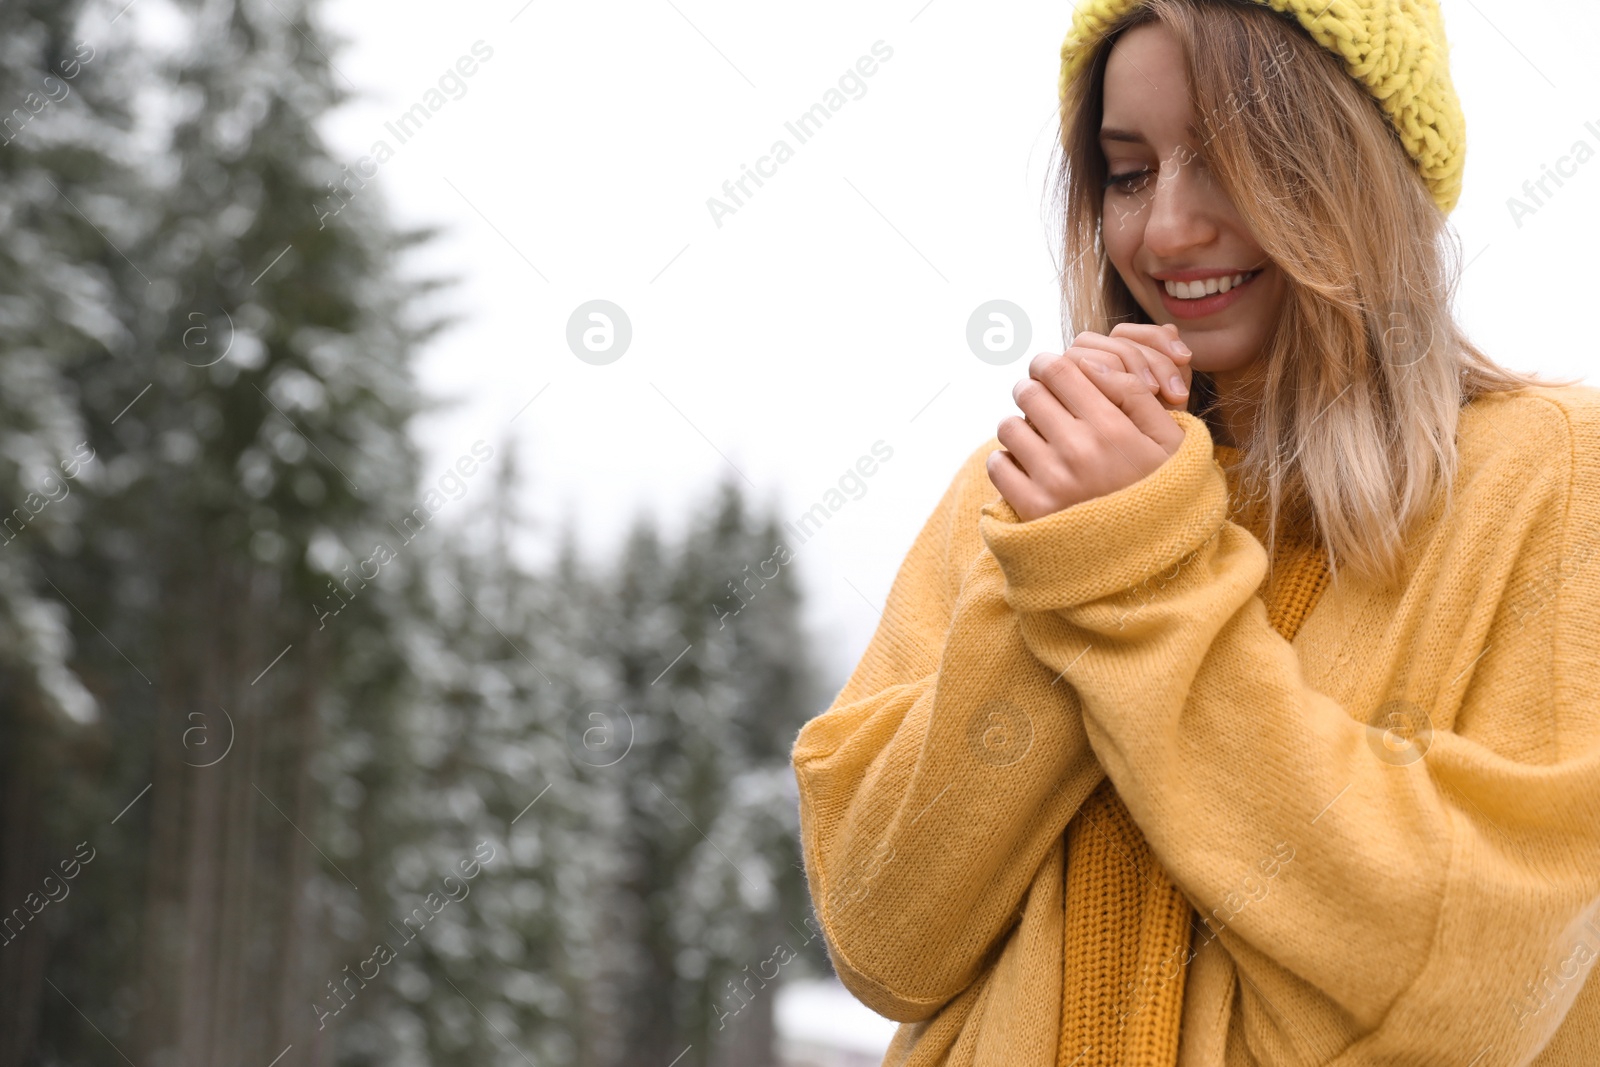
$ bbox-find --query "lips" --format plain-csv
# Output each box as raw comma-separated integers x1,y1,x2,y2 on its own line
1161,270,1261,299
1156,268,1263,320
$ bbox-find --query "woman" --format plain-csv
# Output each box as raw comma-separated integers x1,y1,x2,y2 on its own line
790,0,1600,1064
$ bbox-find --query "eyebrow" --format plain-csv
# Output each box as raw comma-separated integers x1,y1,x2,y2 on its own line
1099,122,1201,143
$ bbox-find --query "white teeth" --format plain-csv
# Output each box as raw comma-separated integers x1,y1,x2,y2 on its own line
1164,271,1254,298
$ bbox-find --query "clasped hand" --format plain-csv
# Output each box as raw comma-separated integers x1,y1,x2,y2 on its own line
987,322,1194,522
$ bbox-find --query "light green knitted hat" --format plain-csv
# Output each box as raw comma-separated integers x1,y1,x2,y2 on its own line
1058,0,1467,214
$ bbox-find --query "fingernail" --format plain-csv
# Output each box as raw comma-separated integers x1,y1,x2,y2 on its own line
1169,375,1188,395
1083,358,1109,374
1141,368,1159,389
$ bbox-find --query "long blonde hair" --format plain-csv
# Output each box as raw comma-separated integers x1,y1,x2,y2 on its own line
1054,0,1578,588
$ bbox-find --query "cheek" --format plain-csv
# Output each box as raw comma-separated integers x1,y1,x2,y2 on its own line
1256,272,1289,321
1100,202,1144,268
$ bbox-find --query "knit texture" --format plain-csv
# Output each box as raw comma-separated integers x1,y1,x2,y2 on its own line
1057,0,1467,214
792,387,1600,1066
1057,443,1332,1067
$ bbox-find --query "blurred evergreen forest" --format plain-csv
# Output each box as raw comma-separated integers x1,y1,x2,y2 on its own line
0,1,835,1064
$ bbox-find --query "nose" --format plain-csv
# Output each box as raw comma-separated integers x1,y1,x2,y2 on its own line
1143,153,1220,258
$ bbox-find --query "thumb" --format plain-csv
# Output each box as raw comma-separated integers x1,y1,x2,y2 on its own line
1080,359,1186,454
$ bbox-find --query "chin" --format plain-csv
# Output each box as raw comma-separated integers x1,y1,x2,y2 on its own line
1193,353,1256,377
1179,329,1263,372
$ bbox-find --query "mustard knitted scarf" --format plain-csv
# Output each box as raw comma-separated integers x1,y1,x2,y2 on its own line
1056,444,1333,1065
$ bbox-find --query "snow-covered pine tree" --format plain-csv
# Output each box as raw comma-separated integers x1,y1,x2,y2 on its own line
0,3,155,1062
6,0,445,1061
596,476,825,1067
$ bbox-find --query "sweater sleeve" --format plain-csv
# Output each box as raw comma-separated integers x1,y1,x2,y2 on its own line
790,438,1108,1024
977,405,1600,1064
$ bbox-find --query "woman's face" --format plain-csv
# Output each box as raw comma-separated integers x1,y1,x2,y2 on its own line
1098,21,1286,383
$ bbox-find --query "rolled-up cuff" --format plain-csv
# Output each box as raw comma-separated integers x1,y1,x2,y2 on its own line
977,409,1229,612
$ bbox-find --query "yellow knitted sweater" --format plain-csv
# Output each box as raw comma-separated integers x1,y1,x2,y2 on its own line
792,388,1600,1066
1054,441,1332,1067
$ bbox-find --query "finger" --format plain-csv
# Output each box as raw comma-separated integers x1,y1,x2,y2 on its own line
1081,331,1189,408
1011,374,1076,444
1111,323,1195,397
1030,346,1167,416
1026,350,1080,393
1099,324,1192,379
1078,359,1185,452
1111,320,1192,362
1061,333,1161,393
1073,335,1183,408
1032,353,1149,476
986,449,1050,520
995,412,1054,478
1112,321,1192,360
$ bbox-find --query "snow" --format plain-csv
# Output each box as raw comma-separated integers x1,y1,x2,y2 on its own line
775,977,898,1055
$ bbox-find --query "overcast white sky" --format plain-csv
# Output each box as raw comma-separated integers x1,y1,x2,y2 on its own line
305,0,1597,688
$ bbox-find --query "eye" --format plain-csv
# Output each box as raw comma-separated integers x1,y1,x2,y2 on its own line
1103,168,1153,194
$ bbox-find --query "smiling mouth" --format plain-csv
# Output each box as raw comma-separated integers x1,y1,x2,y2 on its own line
1160,270,1262,300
